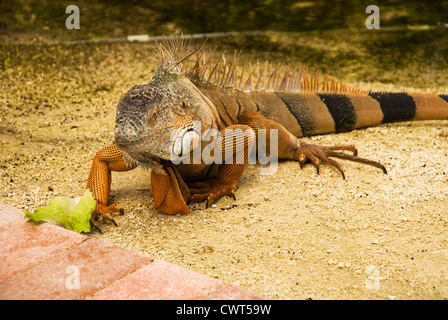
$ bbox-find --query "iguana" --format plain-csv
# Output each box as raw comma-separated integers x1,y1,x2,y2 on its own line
86,36,448,228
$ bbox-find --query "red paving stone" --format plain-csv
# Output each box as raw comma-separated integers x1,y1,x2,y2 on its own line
0,220,86,283
0,204,268,300
0,205,28,231
0,238,151,299
91,260,222,300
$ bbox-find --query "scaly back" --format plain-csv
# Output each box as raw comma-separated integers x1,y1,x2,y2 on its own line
154,35,448,137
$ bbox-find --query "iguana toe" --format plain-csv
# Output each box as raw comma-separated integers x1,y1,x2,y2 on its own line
90,214,118,233
90,204,123,232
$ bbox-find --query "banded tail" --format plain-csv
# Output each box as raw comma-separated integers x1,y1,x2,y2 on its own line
251,91,448,137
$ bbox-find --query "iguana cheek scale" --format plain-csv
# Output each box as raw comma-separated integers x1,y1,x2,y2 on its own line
86,37,448,230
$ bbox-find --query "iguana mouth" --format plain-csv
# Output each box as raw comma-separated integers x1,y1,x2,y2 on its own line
118,126,199,167
115,125,175,166
122,150,160,169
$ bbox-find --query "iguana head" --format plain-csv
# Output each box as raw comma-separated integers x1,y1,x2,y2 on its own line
114,72,219,174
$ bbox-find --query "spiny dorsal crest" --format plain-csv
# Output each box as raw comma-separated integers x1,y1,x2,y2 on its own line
155,35,366,95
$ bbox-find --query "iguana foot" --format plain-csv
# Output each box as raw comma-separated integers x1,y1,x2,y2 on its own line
90,204,124,233
188,180,237,208
295,142,387,179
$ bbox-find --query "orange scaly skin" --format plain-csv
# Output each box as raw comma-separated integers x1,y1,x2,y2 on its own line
87,111,386,228
86,145,135,226
87,123,257,220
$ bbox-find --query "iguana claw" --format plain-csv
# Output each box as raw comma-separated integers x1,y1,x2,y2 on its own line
90,206,123,233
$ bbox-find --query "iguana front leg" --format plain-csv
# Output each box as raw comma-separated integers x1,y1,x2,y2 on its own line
239,111,387,178
88,144,193,220
86,144,137,228
188,124,256,207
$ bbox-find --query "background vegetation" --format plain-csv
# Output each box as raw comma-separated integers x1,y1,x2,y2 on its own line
1,0,448,40
2,0,448,90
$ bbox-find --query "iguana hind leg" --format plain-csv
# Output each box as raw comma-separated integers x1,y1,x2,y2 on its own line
86,144,137,230
238,111,387,178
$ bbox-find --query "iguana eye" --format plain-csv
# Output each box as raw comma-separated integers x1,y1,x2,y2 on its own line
152,110,157,117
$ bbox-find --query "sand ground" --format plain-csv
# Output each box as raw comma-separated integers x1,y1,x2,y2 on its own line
1,33,448,299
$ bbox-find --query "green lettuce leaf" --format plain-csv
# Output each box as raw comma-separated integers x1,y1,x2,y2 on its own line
25,190,96,233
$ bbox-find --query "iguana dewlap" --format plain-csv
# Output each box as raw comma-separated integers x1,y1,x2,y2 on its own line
86,37,448,228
